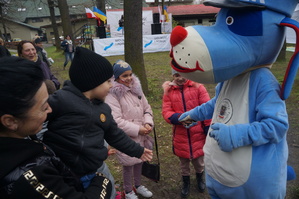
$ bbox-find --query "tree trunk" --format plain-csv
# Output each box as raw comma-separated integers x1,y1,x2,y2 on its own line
95,0,106,14
154,0,159,6
124,0,149,95
57,0,73,41
47,0,60,51
0,3,8,41
95,0,106,26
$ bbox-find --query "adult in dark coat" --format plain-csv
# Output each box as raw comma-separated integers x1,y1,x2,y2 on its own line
0,56,112,199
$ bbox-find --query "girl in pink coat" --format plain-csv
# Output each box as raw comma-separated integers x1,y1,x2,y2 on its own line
162,69,211,198
105,60,154,199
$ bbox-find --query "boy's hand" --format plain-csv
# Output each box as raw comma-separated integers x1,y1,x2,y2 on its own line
140,148,153,162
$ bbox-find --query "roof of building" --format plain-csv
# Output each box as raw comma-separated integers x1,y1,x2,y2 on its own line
109,4,220,16
6,0,94,22
6,1,219,23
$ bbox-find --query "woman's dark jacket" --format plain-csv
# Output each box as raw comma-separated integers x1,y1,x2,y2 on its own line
0,137,112,199
43,80,144,176
37,57,60,89
60,40,74,53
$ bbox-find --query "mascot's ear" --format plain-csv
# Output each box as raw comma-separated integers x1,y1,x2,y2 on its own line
280,17,299,100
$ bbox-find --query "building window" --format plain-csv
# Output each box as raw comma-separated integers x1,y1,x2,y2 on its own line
17,8,26,12
32,18,44,23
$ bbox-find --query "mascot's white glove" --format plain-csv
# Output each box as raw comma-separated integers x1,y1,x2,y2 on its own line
209,123,234,152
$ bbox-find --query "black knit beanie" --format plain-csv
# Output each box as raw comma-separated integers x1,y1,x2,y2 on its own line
69,47,113,92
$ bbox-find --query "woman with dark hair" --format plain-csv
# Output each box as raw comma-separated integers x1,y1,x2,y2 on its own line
0,56,112,199
60,35,74,70
17,40,60,94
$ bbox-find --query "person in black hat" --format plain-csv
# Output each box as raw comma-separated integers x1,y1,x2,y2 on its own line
34,37,52,67
43,47,153,199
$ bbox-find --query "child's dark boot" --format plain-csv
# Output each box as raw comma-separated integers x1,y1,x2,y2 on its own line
181,176,190,198
196,172,206,193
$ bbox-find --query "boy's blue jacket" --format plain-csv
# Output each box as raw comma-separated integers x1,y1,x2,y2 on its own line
43,80,144,176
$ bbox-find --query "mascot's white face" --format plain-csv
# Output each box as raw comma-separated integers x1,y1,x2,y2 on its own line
170,0,299,99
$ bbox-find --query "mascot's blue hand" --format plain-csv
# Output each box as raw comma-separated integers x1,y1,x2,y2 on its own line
210,123,233,152
179,112,197,128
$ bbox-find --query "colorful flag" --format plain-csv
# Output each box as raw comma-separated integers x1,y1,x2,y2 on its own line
158,5,164,22
163,6,169,22
85,8,97,19
93,6,107,23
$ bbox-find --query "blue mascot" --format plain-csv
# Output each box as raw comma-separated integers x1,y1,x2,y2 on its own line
170,0,299,198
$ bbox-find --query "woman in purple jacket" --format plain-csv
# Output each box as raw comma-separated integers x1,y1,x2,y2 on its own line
17,40,60,94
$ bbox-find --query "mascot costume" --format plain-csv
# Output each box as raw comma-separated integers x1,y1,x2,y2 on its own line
170,0,298,198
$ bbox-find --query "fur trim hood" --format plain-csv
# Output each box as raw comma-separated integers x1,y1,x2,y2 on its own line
162,79,198,94
109,74,143,99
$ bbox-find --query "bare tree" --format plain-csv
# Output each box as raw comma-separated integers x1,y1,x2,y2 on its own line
154,0,159,6
95,0,106,27
124,0,148,94
95,0,105,13
0,1,8,41
47,0,60,50
57,0,73,41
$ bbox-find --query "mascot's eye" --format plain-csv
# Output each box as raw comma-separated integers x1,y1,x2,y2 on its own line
226,16,234,25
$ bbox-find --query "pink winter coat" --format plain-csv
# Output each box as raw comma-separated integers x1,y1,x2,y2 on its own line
162,80,211,159
105,75,154,166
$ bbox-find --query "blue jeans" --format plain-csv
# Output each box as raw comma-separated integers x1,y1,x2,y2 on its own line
63,52,73,67
80,162,116,199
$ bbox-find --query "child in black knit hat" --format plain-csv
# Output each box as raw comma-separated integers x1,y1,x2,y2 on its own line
43,47,153,199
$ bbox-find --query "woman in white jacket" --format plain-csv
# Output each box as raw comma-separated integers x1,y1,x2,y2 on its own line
105,60,154,199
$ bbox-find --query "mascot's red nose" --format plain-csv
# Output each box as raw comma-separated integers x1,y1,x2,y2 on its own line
170,26,188,47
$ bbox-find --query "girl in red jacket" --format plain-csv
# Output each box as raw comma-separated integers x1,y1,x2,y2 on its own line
162,69,211,198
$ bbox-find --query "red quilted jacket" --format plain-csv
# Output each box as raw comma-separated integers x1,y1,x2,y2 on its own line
162,80,211,159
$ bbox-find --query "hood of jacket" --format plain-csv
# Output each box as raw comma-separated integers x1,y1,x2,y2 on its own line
109,74,143,100
162,79,198,94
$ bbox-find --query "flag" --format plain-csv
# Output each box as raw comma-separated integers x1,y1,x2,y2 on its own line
158,5,164,22
163,6,169,22
85,8,96,19
93,6,107,23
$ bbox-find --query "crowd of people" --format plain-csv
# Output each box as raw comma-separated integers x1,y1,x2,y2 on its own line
0,36,296,199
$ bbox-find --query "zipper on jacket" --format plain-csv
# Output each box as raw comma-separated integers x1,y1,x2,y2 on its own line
180,86,193,159
74,100,93,165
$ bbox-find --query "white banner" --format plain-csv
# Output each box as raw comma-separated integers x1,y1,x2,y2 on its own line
107,10,153,38
93,34,171,56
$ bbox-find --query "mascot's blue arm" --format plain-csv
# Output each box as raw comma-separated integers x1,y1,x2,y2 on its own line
179,83,222,123
280,17,299,100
